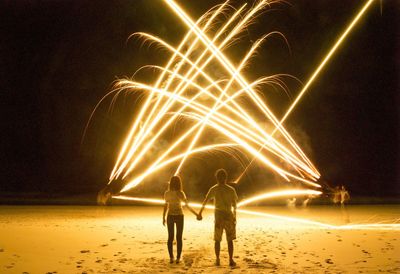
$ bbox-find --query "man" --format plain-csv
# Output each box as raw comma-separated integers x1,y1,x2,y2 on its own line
198,168,238,267
339,185,350,205
339,185,350,223
332,186,340,204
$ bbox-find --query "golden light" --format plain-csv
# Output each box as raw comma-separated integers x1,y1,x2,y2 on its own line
273,0,376,133
105,0,322,195
112,194,400,231
93,0,393,230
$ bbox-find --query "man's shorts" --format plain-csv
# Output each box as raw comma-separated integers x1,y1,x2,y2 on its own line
214,210,236,242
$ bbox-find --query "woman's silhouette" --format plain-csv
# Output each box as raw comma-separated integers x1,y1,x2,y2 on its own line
162,175,198,263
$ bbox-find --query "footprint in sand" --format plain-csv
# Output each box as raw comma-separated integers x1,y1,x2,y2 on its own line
183,256,194,267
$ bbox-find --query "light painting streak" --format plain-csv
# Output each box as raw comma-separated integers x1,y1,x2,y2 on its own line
106,0,323,195
96,0,381,224
164,0,319,175
235,0,377,181
112,195,400,231
273,0,376,133
237,189,322,207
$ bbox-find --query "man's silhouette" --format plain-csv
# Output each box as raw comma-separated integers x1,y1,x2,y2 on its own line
198,168,238,266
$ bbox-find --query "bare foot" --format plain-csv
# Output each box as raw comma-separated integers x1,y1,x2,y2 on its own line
215,258,220,266
229,259,236,267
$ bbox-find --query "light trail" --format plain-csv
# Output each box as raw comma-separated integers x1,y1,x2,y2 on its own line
111,195,400,231
111,0,321,193
237,189,322,207
237,0,377,182
164,0,319,174
175,32,284,175
110,3,230,180
273,0,376,133
116,3,282,179
118,81,320,187
120,143,239,192
96,0,379,217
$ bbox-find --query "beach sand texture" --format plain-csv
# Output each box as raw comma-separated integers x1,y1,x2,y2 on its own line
0,205,399,273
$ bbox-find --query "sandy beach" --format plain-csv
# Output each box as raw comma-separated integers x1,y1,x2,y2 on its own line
0,205,399,273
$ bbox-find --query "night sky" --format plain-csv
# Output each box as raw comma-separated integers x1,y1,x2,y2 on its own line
1,0,398,199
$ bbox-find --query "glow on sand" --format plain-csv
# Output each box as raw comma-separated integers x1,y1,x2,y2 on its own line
97,0,399,231
112,195,400,231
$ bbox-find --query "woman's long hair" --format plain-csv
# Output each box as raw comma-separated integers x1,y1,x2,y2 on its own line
169,175,182,191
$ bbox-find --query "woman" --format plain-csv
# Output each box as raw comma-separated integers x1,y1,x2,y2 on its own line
163,175,198,264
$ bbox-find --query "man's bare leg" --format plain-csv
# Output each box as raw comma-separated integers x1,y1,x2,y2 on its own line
228,240,236,266
214,241,220,265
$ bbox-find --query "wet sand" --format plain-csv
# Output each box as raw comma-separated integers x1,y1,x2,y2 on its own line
0,205,399,273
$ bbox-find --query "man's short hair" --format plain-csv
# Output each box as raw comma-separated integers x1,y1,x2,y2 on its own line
215,168,227,184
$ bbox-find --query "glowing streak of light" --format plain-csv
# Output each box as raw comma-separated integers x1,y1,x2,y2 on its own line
141,69,318,178
115,82,320,189
226,0,377,184
118,4,248,178
169,10,288,176
127,79,318,178
175,33,275,174
94,0,397,234
118,66,318,187
237,189,322,207
111,195,400,231
100,0,377,199
164,0,318,174
114,0,321,192
112,80,315,190
121,143,238,192
273,0,376,133
183,112,321,187
131,2,230,152
111,4,229,180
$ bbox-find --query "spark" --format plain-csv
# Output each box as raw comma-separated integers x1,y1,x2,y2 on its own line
96,0,379,215
111,195,400,231
273,0,376,133
237,189,322,207
237,0,377,181
107,0,321,194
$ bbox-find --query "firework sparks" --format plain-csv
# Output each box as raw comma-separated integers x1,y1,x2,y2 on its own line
105,0,322,195
112,195,400,231
96,0,387,229
273,0,376,133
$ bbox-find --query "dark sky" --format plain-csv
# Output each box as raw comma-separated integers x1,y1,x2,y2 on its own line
1,0,399,198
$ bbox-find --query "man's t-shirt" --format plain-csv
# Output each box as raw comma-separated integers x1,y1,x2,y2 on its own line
206,184,238,213
164,190,186,215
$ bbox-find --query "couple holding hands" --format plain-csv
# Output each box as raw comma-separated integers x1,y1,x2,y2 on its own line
162,168,238,267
